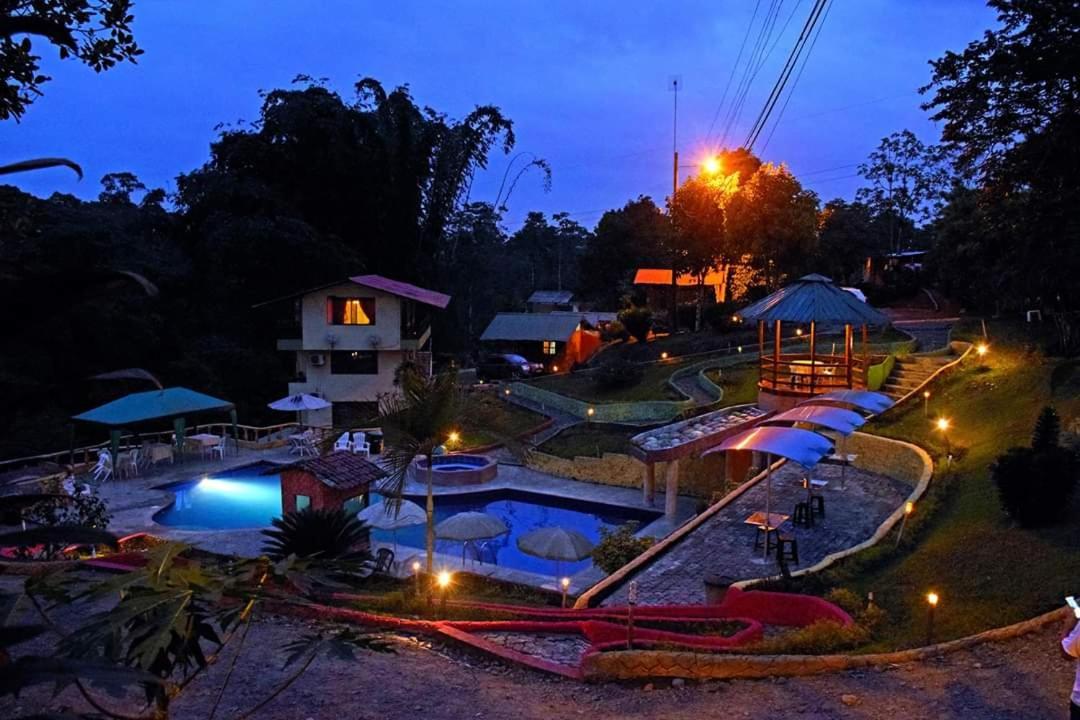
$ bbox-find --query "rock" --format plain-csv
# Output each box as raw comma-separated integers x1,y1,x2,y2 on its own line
841,694,859,707
643,683,654,692
671,678,685,687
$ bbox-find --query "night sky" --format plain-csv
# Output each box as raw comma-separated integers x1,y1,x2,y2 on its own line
0,1,994,230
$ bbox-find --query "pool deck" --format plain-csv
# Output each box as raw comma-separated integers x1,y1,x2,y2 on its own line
95,448,698,591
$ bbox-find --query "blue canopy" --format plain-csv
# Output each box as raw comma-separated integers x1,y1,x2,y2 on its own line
760,405,866,436
702,426,834,468
73,387,234,427
798,389,894,415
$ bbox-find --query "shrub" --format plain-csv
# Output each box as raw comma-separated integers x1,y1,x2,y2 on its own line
261,507,372,561
601,320,628,342
23,482,112,559
618,306,653,344
703,302,740,332
593,358,644,390
993,405,1079,527
824,587,864,617
591,522,654,574
1032,405,1061,451
751,620,870,655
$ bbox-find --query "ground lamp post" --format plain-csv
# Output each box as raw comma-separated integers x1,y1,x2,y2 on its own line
936,417,951,460
926,591,939,645
412,560,422,596
626,580,638,650
437,570,452,616
561,576,571,609
923,390,931,418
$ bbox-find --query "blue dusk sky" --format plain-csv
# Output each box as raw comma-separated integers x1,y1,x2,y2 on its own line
0,1,995,231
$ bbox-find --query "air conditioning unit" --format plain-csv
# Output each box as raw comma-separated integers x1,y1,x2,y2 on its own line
309,353,326,367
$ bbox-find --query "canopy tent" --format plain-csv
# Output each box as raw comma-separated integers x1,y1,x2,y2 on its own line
759,405,866,436
798,389,894,416
703,426,834,562
736,274,890,404
73,387,236,462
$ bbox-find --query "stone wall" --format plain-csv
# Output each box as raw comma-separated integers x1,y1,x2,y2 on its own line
527,448,728,500
509,382,695,423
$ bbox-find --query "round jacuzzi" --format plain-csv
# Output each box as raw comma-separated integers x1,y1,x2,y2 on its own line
412,454,498,486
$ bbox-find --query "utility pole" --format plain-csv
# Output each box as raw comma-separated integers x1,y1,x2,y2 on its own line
669,75,681,334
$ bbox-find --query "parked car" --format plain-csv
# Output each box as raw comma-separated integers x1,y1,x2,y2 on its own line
477,353,545,381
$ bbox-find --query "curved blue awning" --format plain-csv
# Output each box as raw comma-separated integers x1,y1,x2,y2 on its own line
759,405,866,436
798,389,894,415
702,426,834,468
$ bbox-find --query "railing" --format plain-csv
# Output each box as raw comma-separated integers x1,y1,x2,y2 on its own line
757,353,866,395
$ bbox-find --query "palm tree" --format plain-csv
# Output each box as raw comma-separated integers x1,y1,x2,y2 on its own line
377,367,458,584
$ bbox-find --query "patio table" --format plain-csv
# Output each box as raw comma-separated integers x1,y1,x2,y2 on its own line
186,433,221,459
143,442,174,466
745,511,789,555
823,452,857,465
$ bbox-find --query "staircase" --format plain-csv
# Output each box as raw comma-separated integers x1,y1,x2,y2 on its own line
881,355,954,400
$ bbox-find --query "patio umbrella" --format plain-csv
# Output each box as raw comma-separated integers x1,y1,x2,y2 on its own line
517,526,594,577
436,511,509,565
357,499,426,551
703,426,834,563
268,393,331,428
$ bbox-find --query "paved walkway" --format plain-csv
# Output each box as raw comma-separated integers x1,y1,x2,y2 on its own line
601,462,913,606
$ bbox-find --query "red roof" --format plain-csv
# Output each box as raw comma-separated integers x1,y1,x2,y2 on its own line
277,452,387,490
349,275,451,309
634,268,726,287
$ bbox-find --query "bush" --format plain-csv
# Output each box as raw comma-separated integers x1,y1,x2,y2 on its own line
591,522,654,574
702,302,741,332
593,358,644,390
23,482,112,560
601,320,628,342
824,587,864,617
993,405,1079,527
261,507,372,561
618,306,653,344
751,620,870,655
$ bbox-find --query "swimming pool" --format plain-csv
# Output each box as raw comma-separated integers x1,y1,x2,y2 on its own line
153,463,660,575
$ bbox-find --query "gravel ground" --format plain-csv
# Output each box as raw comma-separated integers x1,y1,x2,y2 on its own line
2,585,1073,720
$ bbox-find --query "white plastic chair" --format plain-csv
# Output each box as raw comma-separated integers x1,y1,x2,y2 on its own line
92,450,113,483
211,435,227,460
124,448,140,477
301,433,319,457
334,432,352,453
351,432,370,457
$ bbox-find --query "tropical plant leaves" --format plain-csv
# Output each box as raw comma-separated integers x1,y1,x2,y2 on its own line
0,157,83,179
0,656,162,698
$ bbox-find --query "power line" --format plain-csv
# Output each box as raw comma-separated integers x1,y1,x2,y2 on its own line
705,0,762,145
717,0,786,147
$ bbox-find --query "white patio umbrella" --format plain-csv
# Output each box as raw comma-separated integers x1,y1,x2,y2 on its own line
267,393,331,428
436,511,509,565
703,426,833,563
357,499,426,551
517,526,594,577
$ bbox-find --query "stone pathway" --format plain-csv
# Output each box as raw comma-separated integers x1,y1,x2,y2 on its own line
894,320,955,352
601,462,912,606
477,632,591,667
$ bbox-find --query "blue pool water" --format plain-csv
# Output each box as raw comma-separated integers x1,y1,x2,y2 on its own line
153,463,660,575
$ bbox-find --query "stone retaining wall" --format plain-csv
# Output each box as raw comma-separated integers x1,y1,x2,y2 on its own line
509,382,695,423
582,605,1069,681
527,448,726,499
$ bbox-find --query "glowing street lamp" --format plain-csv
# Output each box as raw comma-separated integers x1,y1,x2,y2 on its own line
412,560,422,596
701,155,722,176
560,576,571,608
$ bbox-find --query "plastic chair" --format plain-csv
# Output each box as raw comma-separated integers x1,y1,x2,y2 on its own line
92,450,113,483
125,449,140,477
333,432,352,453
351,432,370,457
211,435,227,460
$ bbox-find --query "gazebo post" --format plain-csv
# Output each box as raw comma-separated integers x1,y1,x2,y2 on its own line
643,462,656,506
758,320,765,386
809,320,817,395
844,324,853,389
664,460,679,518
773,320,781,391
861,324,869,388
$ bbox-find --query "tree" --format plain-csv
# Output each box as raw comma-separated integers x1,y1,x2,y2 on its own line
578,196,669,307
726,163,819,290
921,1,1080,321
0,1,142,121
617,305,652,344
856,130,951,254
993,404,1078,527
668,176,726,329
98,171,145,204
815,199,884,284
378,367,458,583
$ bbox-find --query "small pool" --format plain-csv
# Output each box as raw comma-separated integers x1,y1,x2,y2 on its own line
153,463,660,576
412,453,498,486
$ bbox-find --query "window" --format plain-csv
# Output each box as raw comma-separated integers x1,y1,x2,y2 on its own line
331,350,379,375
327,297,375,325
295,495,310,512
542,340,558,355
343,495,366,516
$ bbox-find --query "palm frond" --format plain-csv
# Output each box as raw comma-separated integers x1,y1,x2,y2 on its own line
0,158,83,179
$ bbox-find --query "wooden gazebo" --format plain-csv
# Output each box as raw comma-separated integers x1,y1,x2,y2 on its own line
737,274,889,412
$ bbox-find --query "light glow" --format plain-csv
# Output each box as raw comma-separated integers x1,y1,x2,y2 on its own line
447,431,460,444
905,501,914,516
660,352,669,360
587,407,595,417
411,560,421,573
701,155,722,175
936,418,950,432
927,592,939,607
923,391,931,399
976,343,989,356
561,577,570,589
437,570,452,589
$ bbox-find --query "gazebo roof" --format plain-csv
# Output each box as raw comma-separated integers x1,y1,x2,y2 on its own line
736,274,889,326
277,451,387,491
73,387,234,427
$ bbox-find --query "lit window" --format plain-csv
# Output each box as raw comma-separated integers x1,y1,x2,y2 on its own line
343,495,365,515
542,340,558,355
327,297,375,325
295,495,310,511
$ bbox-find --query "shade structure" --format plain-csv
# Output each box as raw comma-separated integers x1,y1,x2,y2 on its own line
73,387,234,426
703,426,834,467
267,393,331,412
799,389,894,415
435,511,508,541
517,526,594,576
759,405,866,436
736,274,889,326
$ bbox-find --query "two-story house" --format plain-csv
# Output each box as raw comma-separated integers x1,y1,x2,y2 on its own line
269,275,451,428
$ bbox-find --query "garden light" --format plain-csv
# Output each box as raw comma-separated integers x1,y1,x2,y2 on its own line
896,500,915,547
927,591,939,607
660,352,669,360
905,501,914,516
587,407,595,417
447,431,460,444
560,576,571,608
795,328,803,336
552,364,559,372
926,591,939,644
504,387,511,396
923,390,931,417
411,560,422,595
977,343,989,357
437,570,452,589
936,417,950,432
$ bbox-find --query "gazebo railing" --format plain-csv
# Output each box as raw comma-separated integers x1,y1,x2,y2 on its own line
757,352,866,395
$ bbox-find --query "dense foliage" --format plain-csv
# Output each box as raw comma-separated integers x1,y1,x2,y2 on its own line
590,522,654,574
993,406,1078,527
261,507,372,561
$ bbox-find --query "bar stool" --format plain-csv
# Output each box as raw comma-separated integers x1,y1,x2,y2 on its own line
810,494,826,518
793,502,813,528
777,534,799,566
753,525,780,554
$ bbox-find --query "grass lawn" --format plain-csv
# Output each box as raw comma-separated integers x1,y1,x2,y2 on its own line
538,423,637,459
456,391,547,448
704,362,760,407
527,360,691,403
795,319,1080,650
